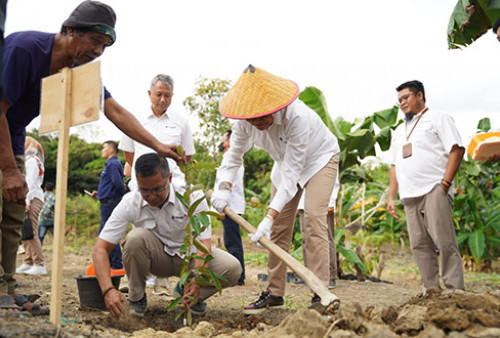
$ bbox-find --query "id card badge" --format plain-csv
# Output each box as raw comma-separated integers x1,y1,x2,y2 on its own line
402,142,412,159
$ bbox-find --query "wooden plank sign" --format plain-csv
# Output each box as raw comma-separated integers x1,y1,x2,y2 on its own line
40,61,101,134
39,62,101,325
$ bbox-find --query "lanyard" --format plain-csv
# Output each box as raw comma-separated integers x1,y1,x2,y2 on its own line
405,107,428,141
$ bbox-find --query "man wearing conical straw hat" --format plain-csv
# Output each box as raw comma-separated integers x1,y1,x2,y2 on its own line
211,65,340,314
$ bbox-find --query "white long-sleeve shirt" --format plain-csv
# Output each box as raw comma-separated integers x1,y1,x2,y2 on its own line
217,99,340,213
25,153,44,205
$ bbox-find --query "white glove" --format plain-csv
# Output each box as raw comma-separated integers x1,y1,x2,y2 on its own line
249,217,273,245
211,189,231,213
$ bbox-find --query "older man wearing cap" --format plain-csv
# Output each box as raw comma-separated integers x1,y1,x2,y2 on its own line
0,0,180,314
211,65,340,314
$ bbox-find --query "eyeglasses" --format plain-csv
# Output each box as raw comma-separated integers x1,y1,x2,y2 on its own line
139,183,168,196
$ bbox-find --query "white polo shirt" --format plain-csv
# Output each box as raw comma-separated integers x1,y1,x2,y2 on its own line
119,109,195,191
217,99,340,213
99,185,211,257
390,109,463,201
214,153,245,214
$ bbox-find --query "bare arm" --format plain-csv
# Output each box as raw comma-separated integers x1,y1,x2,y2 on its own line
92,238,125,317
387,165,399,220
0,99,27,203
123,151,134,167
104,98,181,161
440,145,465,193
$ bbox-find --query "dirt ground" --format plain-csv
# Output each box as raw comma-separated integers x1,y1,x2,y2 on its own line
1,234,499,337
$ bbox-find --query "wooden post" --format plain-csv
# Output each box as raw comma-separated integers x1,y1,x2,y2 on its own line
49,67,72,324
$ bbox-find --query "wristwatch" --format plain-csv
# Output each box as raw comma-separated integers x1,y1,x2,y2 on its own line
218,182,232,191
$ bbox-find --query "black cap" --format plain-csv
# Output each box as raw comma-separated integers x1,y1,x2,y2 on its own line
62,1,116,44
493,17,500,34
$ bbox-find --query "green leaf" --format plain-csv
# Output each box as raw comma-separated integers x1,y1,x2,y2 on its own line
191,162,218,169
190,215,201,234
373,106,399,129
299,87,334,131
486,235,500,246
188,195,206,217
176,192,189,208
468,230,485,258
338,245,369,274
167,296,183,311
375,127,392,151
477,117,491,133
174,309,185,321
199,213,210,229
203,211,222,218
193,240,209,254
456,232,470,244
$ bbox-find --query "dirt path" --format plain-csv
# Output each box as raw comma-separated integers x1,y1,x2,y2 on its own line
1,241,499,337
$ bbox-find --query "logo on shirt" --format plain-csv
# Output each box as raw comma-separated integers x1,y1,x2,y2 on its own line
172,214,187,220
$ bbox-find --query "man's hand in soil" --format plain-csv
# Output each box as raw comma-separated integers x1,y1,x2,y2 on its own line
183,280,201,310
104,288,125,317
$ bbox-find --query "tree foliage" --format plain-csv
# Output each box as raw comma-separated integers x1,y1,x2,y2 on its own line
183,77,232,159
447,0,500,49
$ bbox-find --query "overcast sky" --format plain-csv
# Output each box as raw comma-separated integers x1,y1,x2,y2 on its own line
6,0,500,156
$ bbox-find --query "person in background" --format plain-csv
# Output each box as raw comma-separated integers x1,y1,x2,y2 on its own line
16,136,47,276
0,0,180,312
214,130,246,285
91,141,124,270
298,173,340,288
211,65,340,314
38,182,55,246
387,80,464,293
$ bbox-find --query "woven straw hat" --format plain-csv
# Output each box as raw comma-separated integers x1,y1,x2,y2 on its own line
219,65,299,119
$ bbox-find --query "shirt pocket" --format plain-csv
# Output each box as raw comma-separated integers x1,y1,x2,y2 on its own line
162,123,182,145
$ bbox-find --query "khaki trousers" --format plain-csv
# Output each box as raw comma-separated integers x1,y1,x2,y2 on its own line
122,227,242,302
299,211,337,280
404,184,464,290
23,197,45,266
0,156,26,293
268,154,339,297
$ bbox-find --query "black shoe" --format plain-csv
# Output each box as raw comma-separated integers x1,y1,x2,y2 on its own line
129,293,147,317
243,290,284,315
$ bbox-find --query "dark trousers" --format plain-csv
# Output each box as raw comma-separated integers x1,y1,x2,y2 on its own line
38,224,53,246
99,196,123,269
222,215,245,284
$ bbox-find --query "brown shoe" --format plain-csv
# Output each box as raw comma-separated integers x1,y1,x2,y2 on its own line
243,291,284,315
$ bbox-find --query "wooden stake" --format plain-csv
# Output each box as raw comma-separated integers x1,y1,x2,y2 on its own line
49,68,72,325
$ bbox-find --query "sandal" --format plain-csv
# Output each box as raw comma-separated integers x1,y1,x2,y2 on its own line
0,294,32,317
12,293,50,316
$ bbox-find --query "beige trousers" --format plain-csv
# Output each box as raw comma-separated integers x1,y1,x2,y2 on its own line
23,197,45,266
0,155,26,293
268,154,339,297
122,227,242,302
404,184,464,290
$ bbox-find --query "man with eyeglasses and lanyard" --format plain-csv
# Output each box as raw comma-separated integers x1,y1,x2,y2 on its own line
387,80,465,294
92,153,241,317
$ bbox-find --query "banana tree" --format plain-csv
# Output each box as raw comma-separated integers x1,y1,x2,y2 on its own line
299,86,401,176
447,0,500,49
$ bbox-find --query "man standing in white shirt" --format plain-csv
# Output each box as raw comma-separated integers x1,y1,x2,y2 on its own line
119,74,195,192
211,65,340,314
92,153,241,317
214,130,246,285
387,80,464,292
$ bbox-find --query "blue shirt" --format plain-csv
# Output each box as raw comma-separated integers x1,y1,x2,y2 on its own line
3,31,112,155
97,156,124,200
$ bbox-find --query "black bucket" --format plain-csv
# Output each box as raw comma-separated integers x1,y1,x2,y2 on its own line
75,275,123,310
